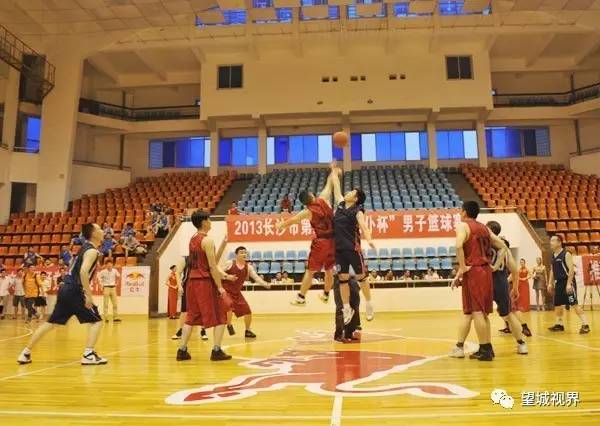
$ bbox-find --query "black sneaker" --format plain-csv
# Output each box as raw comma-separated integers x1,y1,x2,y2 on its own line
477,349,494,361
227,324,236,336
210,349,232,361
114,318,122,323
522,325,532,337
469,347,495,359
200,328,208,341
548,324,565,332
176,348,191,361
580,324,591,334
499,327,511,334
245,330,257,339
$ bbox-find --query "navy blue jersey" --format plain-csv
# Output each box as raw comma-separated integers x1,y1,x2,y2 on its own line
334,201,364,252
65,242,99,291
552,248,569,281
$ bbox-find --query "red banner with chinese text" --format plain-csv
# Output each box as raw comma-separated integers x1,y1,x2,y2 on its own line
580,255,600,286
226,210,461,242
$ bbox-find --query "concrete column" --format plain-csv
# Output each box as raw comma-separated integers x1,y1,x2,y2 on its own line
258,124,267,175
2,67,20,148
36,52,84,212
209,128,219,177
427,121,438,170
476,119,488,168
342,121,351,172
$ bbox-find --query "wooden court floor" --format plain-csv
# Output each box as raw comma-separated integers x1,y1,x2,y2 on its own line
1,309,599,426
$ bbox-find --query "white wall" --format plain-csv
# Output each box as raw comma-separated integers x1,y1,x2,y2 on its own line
69,163,131,201
578,118,600,152
9,152,39,183
157,212,542,314
570,151,600,176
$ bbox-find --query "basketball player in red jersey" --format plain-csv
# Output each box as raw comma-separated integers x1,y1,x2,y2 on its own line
220,246,271,338
277,162,340,306
176,211,236,362
452,201,510,361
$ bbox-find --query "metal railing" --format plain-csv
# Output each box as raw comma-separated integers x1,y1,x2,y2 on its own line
0,24,55,101
79,98,200,122
493,82,600,107
12,145,39,154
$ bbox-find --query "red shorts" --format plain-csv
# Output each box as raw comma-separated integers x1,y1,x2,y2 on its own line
185,278,228,329
307,238,335,272
461,265,493,315
225,290,252,317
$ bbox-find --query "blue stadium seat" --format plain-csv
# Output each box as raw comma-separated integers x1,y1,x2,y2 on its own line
425,247,437,257
441,257,453,270
270,262,281,274
379,259,391,271
262,251,273,262
391,248,402,259
251,251,262,261
378,248,389,258
366,249,377,259
433,201,444,208
297,250,308,261
414,247,425,257
392,259,404,271
258,262,270,275
273,250,285,261
227,252,235,260
367,259,379,271
449,246,457,256
437,246,448,257
417,258,428,270
285,250,297,261
404,258,416,271
444,200,454,208
402,247,413,258
294,261,306,274
282,262,294,273
429,258,441,270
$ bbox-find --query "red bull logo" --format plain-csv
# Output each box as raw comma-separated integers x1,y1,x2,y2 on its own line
165,349,477,405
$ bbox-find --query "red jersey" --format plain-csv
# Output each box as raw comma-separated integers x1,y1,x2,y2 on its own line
308,197,334,239
225,261,248,293
228,207,239,215
188,233,211,279
463,219,492,267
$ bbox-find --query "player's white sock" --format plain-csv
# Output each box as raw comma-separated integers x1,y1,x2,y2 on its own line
365,301,372,309
22,347,31,355
578,312,588,325
84,348,94,356
343,303,350,311
556,317,563,325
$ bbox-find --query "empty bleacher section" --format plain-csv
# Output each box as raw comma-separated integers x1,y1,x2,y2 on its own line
239,165,462,214
0,172,235,267
463,162,600,255
228,246,457,280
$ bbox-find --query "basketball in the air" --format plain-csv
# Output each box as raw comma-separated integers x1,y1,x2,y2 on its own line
333,131,349,148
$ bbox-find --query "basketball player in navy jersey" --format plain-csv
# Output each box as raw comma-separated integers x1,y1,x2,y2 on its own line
329,168,376,325
18,223,107,365
547,235,590,334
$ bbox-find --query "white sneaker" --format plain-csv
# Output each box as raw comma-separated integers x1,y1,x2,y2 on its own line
343,307,355,325
365,304,374,321
449,346,465,358
81,351,108,365
17,351,32,365
319,292,329,303
290,296,306,306
200,328,209,341
171,333,181,340
517,342,528,355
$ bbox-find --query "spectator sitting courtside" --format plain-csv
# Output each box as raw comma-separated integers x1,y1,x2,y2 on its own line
384,270,395,281
399,270,412,281
281,271,294,284
271,272,283,285
424,268,441,280
280,195,291,213
228,202,240,215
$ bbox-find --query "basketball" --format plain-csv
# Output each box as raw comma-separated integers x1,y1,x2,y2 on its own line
333,131,349,148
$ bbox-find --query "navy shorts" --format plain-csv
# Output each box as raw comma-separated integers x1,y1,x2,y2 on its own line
554,279,578,307
35,296,47,307
180,285,187,313
336,250,365,276
492,271,511,317
48,285,102,325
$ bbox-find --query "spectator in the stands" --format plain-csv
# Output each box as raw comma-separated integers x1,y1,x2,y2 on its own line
55,267,67,290
228,202,240,215
122,223,136,239
280,195,291,213
399,270,412,281
424,268,441,281
102,222,114,238
155,212,171,238
281,271,294,284
59,246,72,266
271,272,283,285
71,231,86,248
449,265,459,279
23,247,43,267
101,234,118,258
367,270,381,283
122,235,148,258
43,259,55,268
384,270,395,281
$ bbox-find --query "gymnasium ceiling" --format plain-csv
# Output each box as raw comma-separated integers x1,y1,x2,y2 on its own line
0,0,599,88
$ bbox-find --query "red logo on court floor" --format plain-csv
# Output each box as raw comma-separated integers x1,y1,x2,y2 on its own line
165,349,477,405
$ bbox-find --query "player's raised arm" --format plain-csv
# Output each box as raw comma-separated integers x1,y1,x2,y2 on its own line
330,163,343,206
356,211,375,249
276,209,311,232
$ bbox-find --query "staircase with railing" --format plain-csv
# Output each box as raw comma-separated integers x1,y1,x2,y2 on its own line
0,24,55,101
